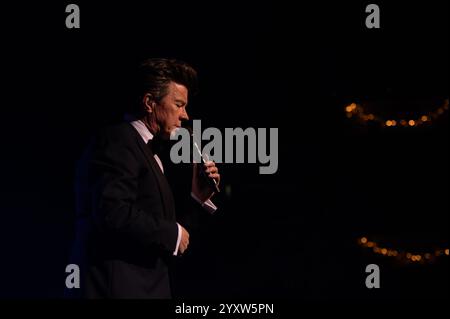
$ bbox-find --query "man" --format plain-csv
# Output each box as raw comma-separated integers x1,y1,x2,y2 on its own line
69,58,220,298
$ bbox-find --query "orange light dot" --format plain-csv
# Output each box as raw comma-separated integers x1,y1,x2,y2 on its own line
385,120,392,126
381,248,387,255
346,103,357,112
421,115,429,122
367,242,375,248
391,120,397,126
360,237,368,244
416,255,422,261
368,114,375,120
408,120,416,126
445,249,449,256
406,253,412,259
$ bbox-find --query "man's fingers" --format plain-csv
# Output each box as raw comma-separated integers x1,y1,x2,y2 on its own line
183,228,190,239
206,172,220,182
205,166,218,174
204,161,215,167
203,162,218,172
208,173,220,180
180,241,189,254
179,225,190,255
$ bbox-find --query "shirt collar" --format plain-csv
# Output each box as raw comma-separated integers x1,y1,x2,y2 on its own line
126,114,154,144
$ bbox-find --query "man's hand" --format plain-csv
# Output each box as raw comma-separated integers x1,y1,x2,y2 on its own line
192,161,221,202
179,225,190,254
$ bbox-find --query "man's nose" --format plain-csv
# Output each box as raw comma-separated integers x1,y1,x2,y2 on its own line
180,108,189,121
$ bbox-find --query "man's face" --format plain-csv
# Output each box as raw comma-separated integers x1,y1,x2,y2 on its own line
153,81,189,139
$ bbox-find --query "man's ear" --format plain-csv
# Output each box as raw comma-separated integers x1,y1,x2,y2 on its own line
143,93,156,114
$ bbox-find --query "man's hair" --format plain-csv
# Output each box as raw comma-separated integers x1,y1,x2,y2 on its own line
131,58,198,116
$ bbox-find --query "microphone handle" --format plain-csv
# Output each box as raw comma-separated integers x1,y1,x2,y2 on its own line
193,141,220,193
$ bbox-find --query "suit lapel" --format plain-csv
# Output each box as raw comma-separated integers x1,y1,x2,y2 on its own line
128,124,176,220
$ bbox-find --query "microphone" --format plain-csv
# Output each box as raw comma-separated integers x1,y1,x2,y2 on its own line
185,126,220,193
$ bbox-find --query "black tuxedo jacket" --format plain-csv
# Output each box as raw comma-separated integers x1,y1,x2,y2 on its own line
70,122,182,298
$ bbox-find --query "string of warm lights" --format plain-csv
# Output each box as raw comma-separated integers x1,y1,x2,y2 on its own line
358,236,449,264
345,98,449,127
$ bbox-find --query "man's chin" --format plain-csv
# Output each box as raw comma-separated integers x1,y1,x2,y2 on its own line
168,127,182,140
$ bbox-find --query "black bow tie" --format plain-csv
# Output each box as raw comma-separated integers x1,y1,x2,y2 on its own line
147,137,164,155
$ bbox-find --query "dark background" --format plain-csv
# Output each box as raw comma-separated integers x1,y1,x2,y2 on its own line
1,1,448,299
